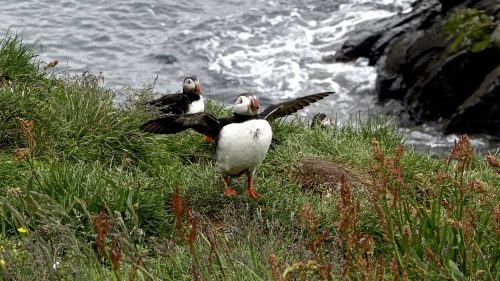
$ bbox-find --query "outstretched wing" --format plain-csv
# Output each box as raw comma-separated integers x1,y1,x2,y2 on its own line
140,112,222,137
148,93,184,114
260,92,334,123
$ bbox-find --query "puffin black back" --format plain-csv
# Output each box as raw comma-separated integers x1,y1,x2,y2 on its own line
147,76,203,114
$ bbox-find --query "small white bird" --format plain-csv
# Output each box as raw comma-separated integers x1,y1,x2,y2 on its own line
141,92,334,198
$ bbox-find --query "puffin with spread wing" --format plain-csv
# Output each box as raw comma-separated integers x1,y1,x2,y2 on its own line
141,92,334,198
148,76,203,114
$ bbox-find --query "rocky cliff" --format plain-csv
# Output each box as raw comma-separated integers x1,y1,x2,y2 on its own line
335,0,500,137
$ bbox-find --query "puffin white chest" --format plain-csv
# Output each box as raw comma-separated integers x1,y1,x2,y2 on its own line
187,96,204,114
216,119,273,176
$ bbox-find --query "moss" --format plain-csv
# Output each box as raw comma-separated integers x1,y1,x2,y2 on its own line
443,8,495,55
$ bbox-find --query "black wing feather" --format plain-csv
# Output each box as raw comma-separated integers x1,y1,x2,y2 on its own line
140,112,222,137
148,92,185,114
260,92,335,123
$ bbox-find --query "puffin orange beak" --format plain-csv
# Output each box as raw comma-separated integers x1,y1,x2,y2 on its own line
250,96,260,114
194,83,202,94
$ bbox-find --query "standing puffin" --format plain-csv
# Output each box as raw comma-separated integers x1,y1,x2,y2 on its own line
148,77,203,114
140,92,334,198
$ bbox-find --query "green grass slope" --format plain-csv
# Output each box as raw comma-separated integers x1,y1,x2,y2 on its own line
1,33,499,280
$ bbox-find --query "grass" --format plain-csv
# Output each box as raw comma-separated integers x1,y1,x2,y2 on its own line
1,32,499,280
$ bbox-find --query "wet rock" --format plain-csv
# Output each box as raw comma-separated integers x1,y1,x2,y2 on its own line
376,31,425,101
334,26,383,63
153,54,178,64
375,19,449,104
368,0,441,65
335,0,441,65
379,99,405,115
439,0,464,12
398,7,499,123
334,0,500,136
404,46,500,123
376,6,499,132
445,65,500,137
321,54,336,63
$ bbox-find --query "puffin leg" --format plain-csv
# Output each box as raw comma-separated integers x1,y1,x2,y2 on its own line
203,135,215,143
222,174,237,196
245,171,260,199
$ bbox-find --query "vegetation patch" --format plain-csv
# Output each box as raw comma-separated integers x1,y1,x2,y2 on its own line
1,31,499,280
443,8,495,55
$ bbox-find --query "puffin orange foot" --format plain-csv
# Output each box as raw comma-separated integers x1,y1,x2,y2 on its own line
246,188,260,199
223,187,238,197
203,135,215,143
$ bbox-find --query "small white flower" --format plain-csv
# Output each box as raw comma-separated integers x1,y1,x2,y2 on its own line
52,260,60,270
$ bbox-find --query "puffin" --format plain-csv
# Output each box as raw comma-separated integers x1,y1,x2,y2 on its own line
148,77,203,114
140,91,334,198
311,113,335,129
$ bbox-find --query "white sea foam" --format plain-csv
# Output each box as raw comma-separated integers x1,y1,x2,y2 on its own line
198,1,412,122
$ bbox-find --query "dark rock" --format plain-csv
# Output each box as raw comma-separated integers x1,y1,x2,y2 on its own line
335,0,500,136
377,6,500,126
402,21,449,87
376,19,449,102
153,54,178,64
404,46,500,123
440,0,466,13
376,31,425,101
445,65,500,136
334,26,383,63
379,99,405,115
335,0,441,65
321,54,336,63
368,0,441,65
